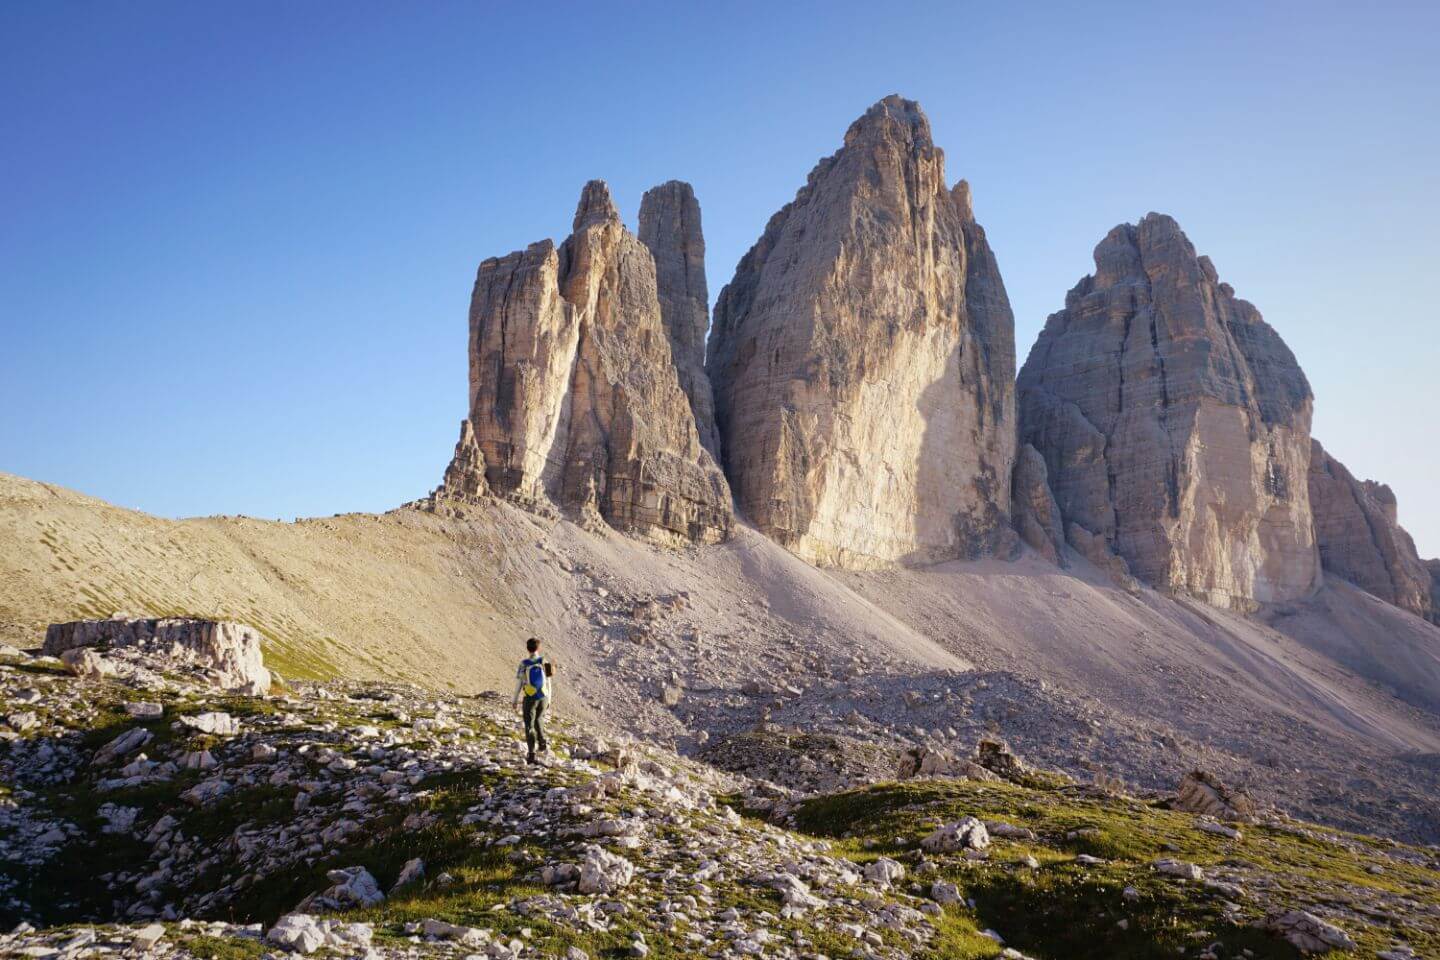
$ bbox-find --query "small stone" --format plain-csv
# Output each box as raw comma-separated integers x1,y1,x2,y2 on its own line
922,817,990,853
931,881,961,905
1261,910,1357,954
268,914,326,954
864,858,905,885
1154,858,1204,880
578,845,635,894
179,712,240,736
392,857,426,892
131,923,166,951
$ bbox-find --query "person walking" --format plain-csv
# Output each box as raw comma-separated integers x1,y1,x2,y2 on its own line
512,636,551,764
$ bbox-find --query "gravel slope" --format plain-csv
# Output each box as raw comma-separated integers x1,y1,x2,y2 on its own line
3,471,1439,841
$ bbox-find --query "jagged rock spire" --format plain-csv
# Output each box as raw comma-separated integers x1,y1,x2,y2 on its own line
707,95,1017,569
446,181,731,546
639,180,721,459
1309,439,1438,623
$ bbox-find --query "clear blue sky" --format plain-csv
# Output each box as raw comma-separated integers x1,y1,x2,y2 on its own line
3,1,1438,554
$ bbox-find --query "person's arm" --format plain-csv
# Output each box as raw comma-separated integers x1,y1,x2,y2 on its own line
512,661,524,708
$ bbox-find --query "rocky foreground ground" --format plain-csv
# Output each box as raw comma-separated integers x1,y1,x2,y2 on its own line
2,638,1439,960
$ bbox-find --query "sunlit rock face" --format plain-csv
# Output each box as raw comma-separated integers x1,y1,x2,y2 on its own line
1018,214,1320,609
449,180,732,546
707,96,1017,569
1308,439,1439,623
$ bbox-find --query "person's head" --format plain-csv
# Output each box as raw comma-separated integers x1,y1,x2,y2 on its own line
526,637,540,654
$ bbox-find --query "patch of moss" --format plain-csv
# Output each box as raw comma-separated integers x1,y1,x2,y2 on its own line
178,933,269,960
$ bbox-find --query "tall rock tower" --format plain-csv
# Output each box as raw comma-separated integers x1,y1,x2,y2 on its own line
444,180,732,546
638,181,721,459
707,96,1017,569
1017,214,1320,608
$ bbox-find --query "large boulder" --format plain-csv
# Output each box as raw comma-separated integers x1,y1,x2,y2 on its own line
296,866,385,912
448,180,731,546
1173,770,1255,822
44,616,271,694
1308,439,1438,623
577,844,635,894
921,817,990,853
1261,910,1356,953
1017,214,1321,610
707,95,1017,569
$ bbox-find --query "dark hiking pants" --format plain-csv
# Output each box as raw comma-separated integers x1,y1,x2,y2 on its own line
523,695,548,758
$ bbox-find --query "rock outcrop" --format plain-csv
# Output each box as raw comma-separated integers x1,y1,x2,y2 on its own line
1017,214,1320,608
1011,444,1066,566
638,181,721,459
707,96,1017,569
1173,770,1256,822
448,180,731,546
43,616,271,694
1308,440,1438,623
437,419,488,501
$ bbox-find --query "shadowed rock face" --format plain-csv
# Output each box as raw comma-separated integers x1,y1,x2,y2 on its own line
707,95,1017,569
448,180,731,546
1012,444,1066,566
638,181,721,460
1308,439,1438,623
1018,214,1320,608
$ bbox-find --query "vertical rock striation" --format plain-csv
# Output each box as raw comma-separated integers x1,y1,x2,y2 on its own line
707,95,1017,569
1308,439,1438,623
1017,214,1320,608
447,180,732,545
1011,444,1066,566
638,181,721,459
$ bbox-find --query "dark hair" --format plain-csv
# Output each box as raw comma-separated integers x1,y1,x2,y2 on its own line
526,637,540,653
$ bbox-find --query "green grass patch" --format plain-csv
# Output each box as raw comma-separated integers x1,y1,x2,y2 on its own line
789,777,1438,959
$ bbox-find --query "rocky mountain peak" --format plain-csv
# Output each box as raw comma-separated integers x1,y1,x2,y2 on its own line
444,180,731,545
844,94,933,149
951,179,974,222
638,180,720,458
572,179,619,231
708,96,1016,569
1018,214,1320,608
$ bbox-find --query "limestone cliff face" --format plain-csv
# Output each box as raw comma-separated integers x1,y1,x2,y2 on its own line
1308,440,1437,623
638,181,721,459
1012,444,1066,566
707,96,1017,569
448,180,731,545
1018,214,1320,608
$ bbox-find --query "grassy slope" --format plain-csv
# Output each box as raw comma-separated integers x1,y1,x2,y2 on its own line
0,473,544,690
788,778,1439,959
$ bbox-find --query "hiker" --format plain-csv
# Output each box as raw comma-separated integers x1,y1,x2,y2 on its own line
512,636,552,764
